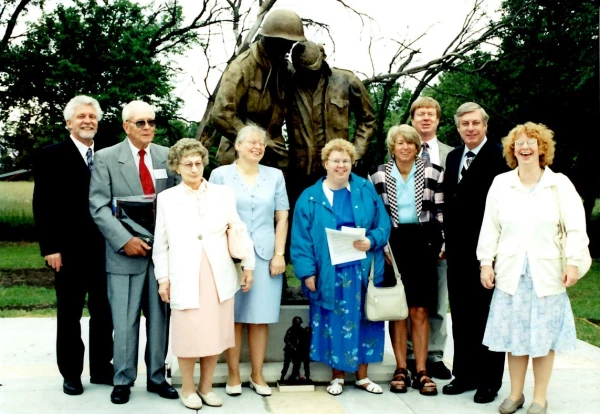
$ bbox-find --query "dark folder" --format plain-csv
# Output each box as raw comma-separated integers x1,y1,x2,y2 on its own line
112,195,156,251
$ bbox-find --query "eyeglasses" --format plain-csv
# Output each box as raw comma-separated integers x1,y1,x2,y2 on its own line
127,119,156,128
179,162,203,170
514,138,538,147
328,159,352,165
245,140,266,148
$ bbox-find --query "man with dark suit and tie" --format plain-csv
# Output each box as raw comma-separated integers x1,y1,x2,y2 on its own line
406,97,454,380
89,100,179,404
441,102,508,404
33,95,114,396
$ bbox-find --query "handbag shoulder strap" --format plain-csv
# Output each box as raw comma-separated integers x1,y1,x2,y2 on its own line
551,175,566,233
369,243,402,282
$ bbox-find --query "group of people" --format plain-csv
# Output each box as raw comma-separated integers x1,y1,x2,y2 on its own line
32,8,589,414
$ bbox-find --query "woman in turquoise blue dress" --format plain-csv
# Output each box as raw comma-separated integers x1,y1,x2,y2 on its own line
291,139,391,396
209,124,289,397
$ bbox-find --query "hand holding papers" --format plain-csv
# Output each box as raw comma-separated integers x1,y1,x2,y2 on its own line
326,226,367,265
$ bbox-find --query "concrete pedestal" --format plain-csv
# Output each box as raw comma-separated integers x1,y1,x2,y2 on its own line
169,305,398,385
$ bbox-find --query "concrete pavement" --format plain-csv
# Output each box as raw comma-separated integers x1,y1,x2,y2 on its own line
1,317,599,413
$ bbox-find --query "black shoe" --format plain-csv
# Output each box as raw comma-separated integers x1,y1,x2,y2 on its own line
474,386,498,404
90,375,113,386
110,385,131,404
147,381,179,399
427,361,452,380
63,379,83,396
442,379,477,395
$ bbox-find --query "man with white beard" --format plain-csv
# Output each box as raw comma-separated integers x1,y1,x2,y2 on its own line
33,95,114,396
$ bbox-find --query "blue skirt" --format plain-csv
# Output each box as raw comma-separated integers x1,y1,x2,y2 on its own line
309,264,385,372
483,263,577,358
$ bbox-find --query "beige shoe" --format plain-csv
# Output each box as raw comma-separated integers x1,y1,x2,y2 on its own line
198,391,223,407
181,392,203,410
499,395,525,414
225,383,242,396
527,402,547,414
249,377,272,396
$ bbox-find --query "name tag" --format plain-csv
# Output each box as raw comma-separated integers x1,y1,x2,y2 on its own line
154,169,168,179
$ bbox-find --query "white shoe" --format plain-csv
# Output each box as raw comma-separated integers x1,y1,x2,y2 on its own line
198,391,223,407
181,392,203,410
249,377,272,396
225,383,242,396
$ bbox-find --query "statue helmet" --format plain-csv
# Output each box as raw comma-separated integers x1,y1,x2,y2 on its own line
259,9,306,42
292,316,303,326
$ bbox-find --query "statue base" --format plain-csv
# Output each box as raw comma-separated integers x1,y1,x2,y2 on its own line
277,379,315,392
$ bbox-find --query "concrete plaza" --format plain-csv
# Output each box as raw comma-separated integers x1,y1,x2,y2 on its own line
1,317,599,413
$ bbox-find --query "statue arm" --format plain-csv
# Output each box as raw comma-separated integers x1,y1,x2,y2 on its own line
349,74,376,160
211,62,248,143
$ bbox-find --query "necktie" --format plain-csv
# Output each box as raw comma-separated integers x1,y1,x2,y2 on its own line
86,148,94,172
459,151,475,182
421,142,430,163
139,149,155,195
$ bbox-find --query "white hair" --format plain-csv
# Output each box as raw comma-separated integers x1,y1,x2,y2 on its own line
235,123,267,144
122,100,155,122
454,102,489,126
63,95,103,122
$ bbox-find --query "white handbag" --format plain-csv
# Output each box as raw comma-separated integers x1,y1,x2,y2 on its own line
553,182,592,278
365,246,408,321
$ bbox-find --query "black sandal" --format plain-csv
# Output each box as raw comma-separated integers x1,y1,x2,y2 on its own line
412,370,438,396
390,368,411,394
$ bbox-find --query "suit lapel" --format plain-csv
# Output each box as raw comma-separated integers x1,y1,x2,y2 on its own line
150,143,168,193
460,140,491,185
118,140,144,194
447,145,463,185
64,137,91,175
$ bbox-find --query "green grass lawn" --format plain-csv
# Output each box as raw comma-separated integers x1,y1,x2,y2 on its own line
0,242,45,269
1,241,600,348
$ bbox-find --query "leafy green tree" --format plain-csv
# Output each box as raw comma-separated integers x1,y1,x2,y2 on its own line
0,0,204,172
427,0,599,216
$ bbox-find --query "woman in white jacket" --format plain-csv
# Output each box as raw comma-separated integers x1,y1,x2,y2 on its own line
477,122,589,414
153,139,255,410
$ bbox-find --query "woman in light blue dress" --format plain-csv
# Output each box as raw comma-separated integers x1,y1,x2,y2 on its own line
477,122,587,414
209,124,289,397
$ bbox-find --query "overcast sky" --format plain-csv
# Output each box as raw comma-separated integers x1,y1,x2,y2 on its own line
15,0,503,121
170,0,503,121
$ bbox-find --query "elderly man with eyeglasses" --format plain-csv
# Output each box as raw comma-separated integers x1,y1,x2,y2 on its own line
89,100,180,405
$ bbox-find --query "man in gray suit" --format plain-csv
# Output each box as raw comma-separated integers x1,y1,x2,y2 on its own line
407,96,453,379
89,101,179,404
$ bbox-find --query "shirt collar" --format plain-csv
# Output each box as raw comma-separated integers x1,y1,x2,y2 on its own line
463,136,488,157
70,135,94,158
127,138,150,158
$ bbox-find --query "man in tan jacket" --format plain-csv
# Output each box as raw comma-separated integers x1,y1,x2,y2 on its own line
287,41,375,205
210,9,306,170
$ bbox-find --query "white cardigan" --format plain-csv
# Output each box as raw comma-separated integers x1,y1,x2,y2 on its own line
477,167,589,297
152,181,255,310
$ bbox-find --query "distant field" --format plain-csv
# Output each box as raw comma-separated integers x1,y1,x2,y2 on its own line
0,181,35,240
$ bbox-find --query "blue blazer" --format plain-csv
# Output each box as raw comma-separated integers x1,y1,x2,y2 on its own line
209,164,289,261
291,173,391,310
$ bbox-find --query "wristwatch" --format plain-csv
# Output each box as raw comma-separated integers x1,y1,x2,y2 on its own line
275,252,285,256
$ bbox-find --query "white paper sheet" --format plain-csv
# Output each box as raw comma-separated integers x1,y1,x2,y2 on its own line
325,226,367,265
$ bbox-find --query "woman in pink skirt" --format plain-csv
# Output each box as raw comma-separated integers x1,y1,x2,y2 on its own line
153,139,255,410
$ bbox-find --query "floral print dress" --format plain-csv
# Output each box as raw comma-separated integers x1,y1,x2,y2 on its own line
309,187,385,371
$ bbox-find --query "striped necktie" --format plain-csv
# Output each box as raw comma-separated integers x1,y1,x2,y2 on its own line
459,151,475,182
86,148,94,172
421,142,430,163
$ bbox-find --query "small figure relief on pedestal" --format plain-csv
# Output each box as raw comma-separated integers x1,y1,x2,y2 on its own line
278,316,314,392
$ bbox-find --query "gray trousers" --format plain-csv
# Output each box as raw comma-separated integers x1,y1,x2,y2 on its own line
107,264,169,386
407,259,448,362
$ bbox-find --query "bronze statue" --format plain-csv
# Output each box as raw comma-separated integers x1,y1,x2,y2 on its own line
280,316,310,383
210,9,306,170
286,41,376,203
